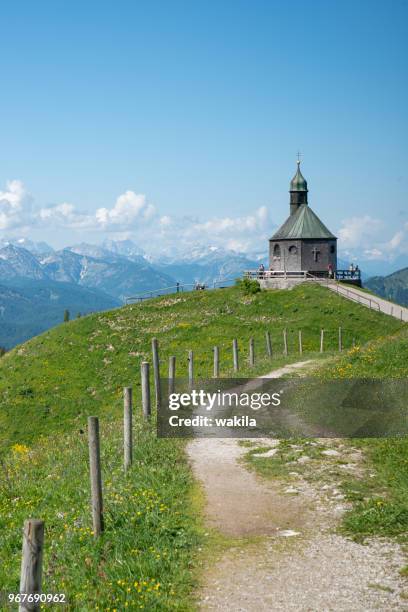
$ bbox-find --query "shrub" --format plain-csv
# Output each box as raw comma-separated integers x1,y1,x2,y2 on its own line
236,277,261,295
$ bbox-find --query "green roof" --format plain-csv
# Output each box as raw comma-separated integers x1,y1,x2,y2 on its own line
271,204,336,240
290,162,308,192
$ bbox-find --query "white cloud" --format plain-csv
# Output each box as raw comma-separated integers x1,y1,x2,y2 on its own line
0,180,33,230
159,215,172,227
191,206,268,236
39,190,155,232
148,206,273,256
387,230,404,250
38,202,94,229
338,216,408,261
0,178,276,254
337,215,383,249
96,191,155,228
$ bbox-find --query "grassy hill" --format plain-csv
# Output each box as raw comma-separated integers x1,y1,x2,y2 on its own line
366,267,408,307
0,283,404,609
0,283,403,449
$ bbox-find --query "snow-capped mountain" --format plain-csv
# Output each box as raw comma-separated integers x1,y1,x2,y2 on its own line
102,239,146,262
0,238,54,255
0,245,48,280
149,245,265,285
0,240,266,295
41,249,175,301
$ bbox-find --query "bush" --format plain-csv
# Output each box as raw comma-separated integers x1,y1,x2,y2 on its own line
236,277,261,295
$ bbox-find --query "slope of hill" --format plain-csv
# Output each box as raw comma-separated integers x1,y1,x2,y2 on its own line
0,283,403,449
0,279,120,348
365,267,408,307
0,284,404,608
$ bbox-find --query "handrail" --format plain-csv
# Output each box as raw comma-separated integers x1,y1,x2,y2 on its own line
125,277,237,304
305,273,381,312
244,270,308,280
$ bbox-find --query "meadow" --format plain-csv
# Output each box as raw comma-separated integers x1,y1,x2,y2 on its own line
0,283,404,609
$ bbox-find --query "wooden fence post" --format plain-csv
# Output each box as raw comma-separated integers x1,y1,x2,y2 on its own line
391,305,394,317
320,329,324,353
298,330,303,355
151,337,161,409
123,387,132,472
88,416,104,537
141,362,151,419
168,356,176,395
213,346,219,377
283,329,288,356
188,350,194,387
19,519,45,612
249,338,255,366
338,327,342,352
265,331,272,357
233,339,239,372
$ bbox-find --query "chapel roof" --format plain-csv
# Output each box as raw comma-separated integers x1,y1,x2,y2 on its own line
270,204,336,240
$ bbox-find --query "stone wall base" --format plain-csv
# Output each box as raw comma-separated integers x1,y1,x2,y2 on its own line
259,277,308,290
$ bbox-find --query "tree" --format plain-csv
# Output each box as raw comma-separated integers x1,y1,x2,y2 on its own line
64,309,70,322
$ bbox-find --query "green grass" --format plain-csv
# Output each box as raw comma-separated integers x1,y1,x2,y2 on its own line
0,284,402,451
318,326,408,540
0,283,405,608
1,420,201,610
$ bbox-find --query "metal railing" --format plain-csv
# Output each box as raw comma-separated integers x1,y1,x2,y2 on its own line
244,269,361,281
125,277,236,304
244,270,308,280
305,273,381,311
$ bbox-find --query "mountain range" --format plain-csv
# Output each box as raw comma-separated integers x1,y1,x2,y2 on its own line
0,240,261,299
0,278,120,349
0,239,262,348
365,268,408,307
0,237,406,348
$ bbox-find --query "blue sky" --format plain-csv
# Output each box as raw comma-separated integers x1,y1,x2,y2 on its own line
0,0,407,262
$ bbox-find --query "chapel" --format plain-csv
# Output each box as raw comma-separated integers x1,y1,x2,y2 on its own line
269,162,337,275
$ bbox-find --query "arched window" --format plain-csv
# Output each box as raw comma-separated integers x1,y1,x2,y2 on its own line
330,245,335,254
288,245,297,255
273,244,281,259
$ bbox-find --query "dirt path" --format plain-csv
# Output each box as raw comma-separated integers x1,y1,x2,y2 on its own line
187,361,408,611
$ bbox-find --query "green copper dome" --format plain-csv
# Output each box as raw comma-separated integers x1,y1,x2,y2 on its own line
290,161,308,192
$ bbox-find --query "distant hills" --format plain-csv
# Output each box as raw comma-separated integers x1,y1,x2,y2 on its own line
365,267,408,307
0,279,120,349
0,240,262,299
4,235,406,348
0,239,262,348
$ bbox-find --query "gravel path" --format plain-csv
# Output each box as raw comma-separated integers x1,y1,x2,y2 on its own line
187,361,408,611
